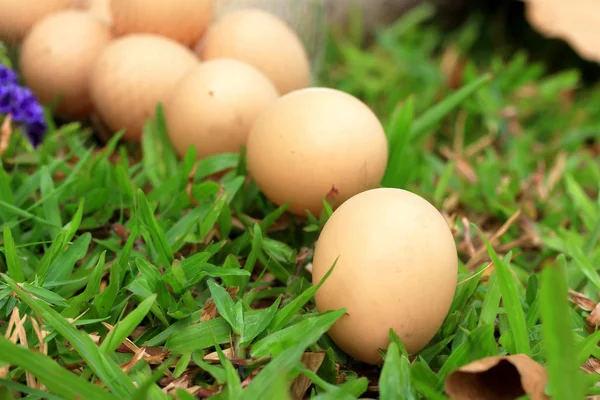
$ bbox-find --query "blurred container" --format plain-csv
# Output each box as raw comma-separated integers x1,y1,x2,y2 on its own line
213,0,327,83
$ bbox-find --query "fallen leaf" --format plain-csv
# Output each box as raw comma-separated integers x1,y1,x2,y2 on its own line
0,113,13,156
581,358,600,375
568,289,596,311
201,287,239,322
568,290,600,330
445,354,549,400
586,303,600,329
290,352,326,400
525,0,600,63
203,347,234,362
201,299,218,322
120,346,146,373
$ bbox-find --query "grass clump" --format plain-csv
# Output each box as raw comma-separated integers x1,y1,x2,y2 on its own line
1,6,599,400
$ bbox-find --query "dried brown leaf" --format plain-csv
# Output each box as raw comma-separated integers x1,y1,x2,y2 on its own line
586,303,600,329
162,375,192,395
1,309,36,387
569,290,597,311
440,45,465,89
581,358,600,375
445,354,549,400
461,217,476,257
290,352,326,400
440,147,479,184
120,346,147,373
201,288,238,322
203,347,235,362
241,368,261,389
0,113,12,156
201,299,218,322
466,209,522,270
541,151,567,201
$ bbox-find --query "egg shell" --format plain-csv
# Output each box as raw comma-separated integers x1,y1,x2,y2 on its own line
0,0,75,43
19,10,112,119
198,8,311,95
78,0,112,24
89,34,199,141
311,188,458,365
164,58,279,160
110,0,213,47
246,87,388,217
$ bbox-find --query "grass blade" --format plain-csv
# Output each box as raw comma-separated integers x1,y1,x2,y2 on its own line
478,270,501,327
252,309,346,359
0,336,116,400
566,233,600,290
240,296,281,346
40,166,62,238
410,74,492,139
269,260,337,332
207,279,240,334
382,96,414,187
2,274,136,398
478,226,530,355
539,255,585,400
380,341,415,400
136,189,174,267
100,294,157,353
2,225,24,282
241,345,306,400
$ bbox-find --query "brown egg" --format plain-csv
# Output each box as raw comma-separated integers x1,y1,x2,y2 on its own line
311,188,459,365
89,34,199,141
0,0,75,44
19,10,112,119
110,0,213,47
246,87,388,217
79,0,112,24
198,8,311,95
164,59,279,160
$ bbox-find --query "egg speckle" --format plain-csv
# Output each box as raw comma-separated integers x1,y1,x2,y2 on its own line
165,58,279,160
110,0,213,47
198,8,311,95
90,34,199,141
246,87,388,217
0,0,76,43
311,188,459,365
20,10,113,119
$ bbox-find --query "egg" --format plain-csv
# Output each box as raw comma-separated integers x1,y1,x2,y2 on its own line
311,188,459,365
246,87,388,217
89,34,199,141
0,0,75,44
110,0,213,47
79,0,112,24
164,59,279,160
19,10,112,119
198,8,311,95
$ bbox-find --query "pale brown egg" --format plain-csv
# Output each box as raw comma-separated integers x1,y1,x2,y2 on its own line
164,59,279,160
246,87,388,217
110,0,213,47
79,0,112,24
311,188,459,365
0,0,75,44
19,10,112,119
89,34,199,141
198,8,311,95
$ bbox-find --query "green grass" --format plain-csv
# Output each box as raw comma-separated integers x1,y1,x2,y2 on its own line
1,6,600,399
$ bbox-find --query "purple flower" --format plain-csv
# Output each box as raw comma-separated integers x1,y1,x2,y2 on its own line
0,63,47,147
0,64,17,86
0,84,12,114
